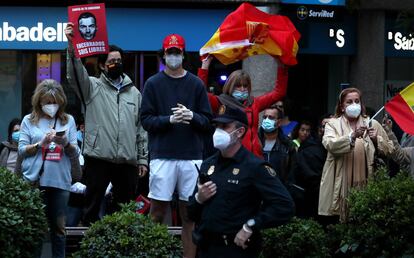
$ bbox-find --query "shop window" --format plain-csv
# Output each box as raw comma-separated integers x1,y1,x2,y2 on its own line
0,51,21,141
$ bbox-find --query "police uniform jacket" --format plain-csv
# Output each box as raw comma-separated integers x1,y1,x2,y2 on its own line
187,146,295,235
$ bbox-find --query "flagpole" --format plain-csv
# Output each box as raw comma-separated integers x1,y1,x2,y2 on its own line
369,106,385,123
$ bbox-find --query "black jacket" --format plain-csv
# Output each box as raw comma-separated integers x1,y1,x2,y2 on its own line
292,137,327,192
187,147,294,235
258,128,296,183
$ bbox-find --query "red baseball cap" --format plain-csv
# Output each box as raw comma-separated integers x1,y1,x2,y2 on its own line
162,34,185,51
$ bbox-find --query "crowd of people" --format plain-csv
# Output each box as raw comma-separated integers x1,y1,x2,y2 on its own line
1,24,413,258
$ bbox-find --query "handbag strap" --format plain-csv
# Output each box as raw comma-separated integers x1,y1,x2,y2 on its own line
39,117,58,178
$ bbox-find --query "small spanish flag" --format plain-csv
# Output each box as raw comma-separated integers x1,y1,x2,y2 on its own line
200,3,300,66
385,82,414,135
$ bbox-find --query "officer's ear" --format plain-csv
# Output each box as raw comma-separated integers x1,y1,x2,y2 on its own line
237,126,246,139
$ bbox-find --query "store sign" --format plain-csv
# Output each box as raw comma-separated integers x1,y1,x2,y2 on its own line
385,15,414,57
297,6,336,20
0,22,67,42
387,32,414,51
281,0,345,6
0,7,229,51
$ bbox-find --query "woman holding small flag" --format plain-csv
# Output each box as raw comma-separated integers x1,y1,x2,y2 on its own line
318,88,393,222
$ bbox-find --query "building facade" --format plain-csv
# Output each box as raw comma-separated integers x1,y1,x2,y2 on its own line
0,0,413,139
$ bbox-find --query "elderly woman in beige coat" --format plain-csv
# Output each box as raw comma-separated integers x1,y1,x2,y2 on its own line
319,88,393,222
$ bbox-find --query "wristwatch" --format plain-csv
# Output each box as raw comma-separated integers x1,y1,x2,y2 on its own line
246,219,256,231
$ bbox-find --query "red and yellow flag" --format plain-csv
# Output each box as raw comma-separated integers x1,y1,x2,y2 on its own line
385,82,414,135
200,3,300,66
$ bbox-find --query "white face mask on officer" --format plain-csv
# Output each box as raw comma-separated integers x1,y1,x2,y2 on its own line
345,103,361,118
165,54,183,70
213,128,240,150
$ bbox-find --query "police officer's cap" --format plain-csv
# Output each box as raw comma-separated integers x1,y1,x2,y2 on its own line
212,105,248,126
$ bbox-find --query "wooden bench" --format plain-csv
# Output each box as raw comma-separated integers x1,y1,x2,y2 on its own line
65,226,182,236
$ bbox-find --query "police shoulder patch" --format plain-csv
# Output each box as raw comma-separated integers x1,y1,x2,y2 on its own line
264,165,277,177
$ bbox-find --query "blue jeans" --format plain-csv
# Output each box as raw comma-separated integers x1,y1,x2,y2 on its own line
41,187,70,258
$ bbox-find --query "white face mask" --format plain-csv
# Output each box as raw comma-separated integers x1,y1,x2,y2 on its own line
42,104,59,118
165,54,183,70
345,103,361,118
213,128,239,151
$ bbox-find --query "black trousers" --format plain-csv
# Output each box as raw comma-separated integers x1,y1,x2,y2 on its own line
198,244,260,258
83,156,137,225
198,232,261,258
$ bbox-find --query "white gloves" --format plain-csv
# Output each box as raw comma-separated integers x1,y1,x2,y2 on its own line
170,103,193,124
70,182,86,194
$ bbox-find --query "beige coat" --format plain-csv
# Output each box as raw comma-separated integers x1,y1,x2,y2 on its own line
318,116,394,217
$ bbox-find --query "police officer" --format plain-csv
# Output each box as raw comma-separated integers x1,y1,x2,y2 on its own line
187,105,295,258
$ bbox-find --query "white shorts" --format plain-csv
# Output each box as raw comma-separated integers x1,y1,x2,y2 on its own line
148,159,202,202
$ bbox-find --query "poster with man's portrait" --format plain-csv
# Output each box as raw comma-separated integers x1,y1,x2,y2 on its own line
68,3,109,58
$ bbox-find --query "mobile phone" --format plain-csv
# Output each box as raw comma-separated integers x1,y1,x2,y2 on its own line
56,130,65,136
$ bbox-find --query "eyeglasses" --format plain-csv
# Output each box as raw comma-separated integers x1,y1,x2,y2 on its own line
106,58,122,65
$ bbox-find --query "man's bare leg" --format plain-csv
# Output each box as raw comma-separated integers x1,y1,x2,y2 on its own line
150,199,169,223
179,200,196,258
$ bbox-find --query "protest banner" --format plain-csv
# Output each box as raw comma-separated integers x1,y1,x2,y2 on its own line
68,3,108,58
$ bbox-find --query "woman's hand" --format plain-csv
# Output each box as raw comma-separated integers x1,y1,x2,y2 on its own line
53,134,69,147
367,127,378,145
352,125,367,141
40,132,55,147
201,55,213,70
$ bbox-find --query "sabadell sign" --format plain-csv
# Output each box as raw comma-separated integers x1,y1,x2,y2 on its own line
0,22,67,42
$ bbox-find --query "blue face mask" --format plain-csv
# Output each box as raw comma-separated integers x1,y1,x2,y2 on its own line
232,90,249,102
261,118,277,133
12,131,20,143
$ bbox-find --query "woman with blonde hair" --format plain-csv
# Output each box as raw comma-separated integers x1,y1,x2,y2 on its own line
19,79,80,258
319,87,393,222
199,56,288,157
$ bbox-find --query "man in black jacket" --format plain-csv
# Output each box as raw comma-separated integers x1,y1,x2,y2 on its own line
187,105,294,258
258,106,296,184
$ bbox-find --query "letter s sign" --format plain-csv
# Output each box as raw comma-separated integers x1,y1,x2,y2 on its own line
329,28,345,48
336,29,345,48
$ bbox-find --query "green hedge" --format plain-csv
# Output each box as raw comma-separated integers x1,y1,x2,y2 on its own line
335,168,414,257
74,202,182,257
261,217,330,258
0,167,47,258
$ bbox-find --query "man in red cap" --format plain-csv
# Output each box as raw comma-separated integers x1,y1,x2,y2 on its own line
140,34,212,258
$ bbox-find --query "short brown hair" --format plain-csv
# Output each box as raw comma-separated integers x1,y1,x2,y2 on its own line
334,87,366,117
222,70,251,95
30,79,68,125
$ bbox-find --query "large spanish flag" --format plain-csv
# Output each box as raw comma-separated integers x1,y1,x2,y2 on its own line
200,3,300,66
385,82,414,135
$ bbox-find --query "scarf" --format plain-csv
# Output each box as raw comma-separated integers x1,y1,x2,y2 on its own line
339,116,368,221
